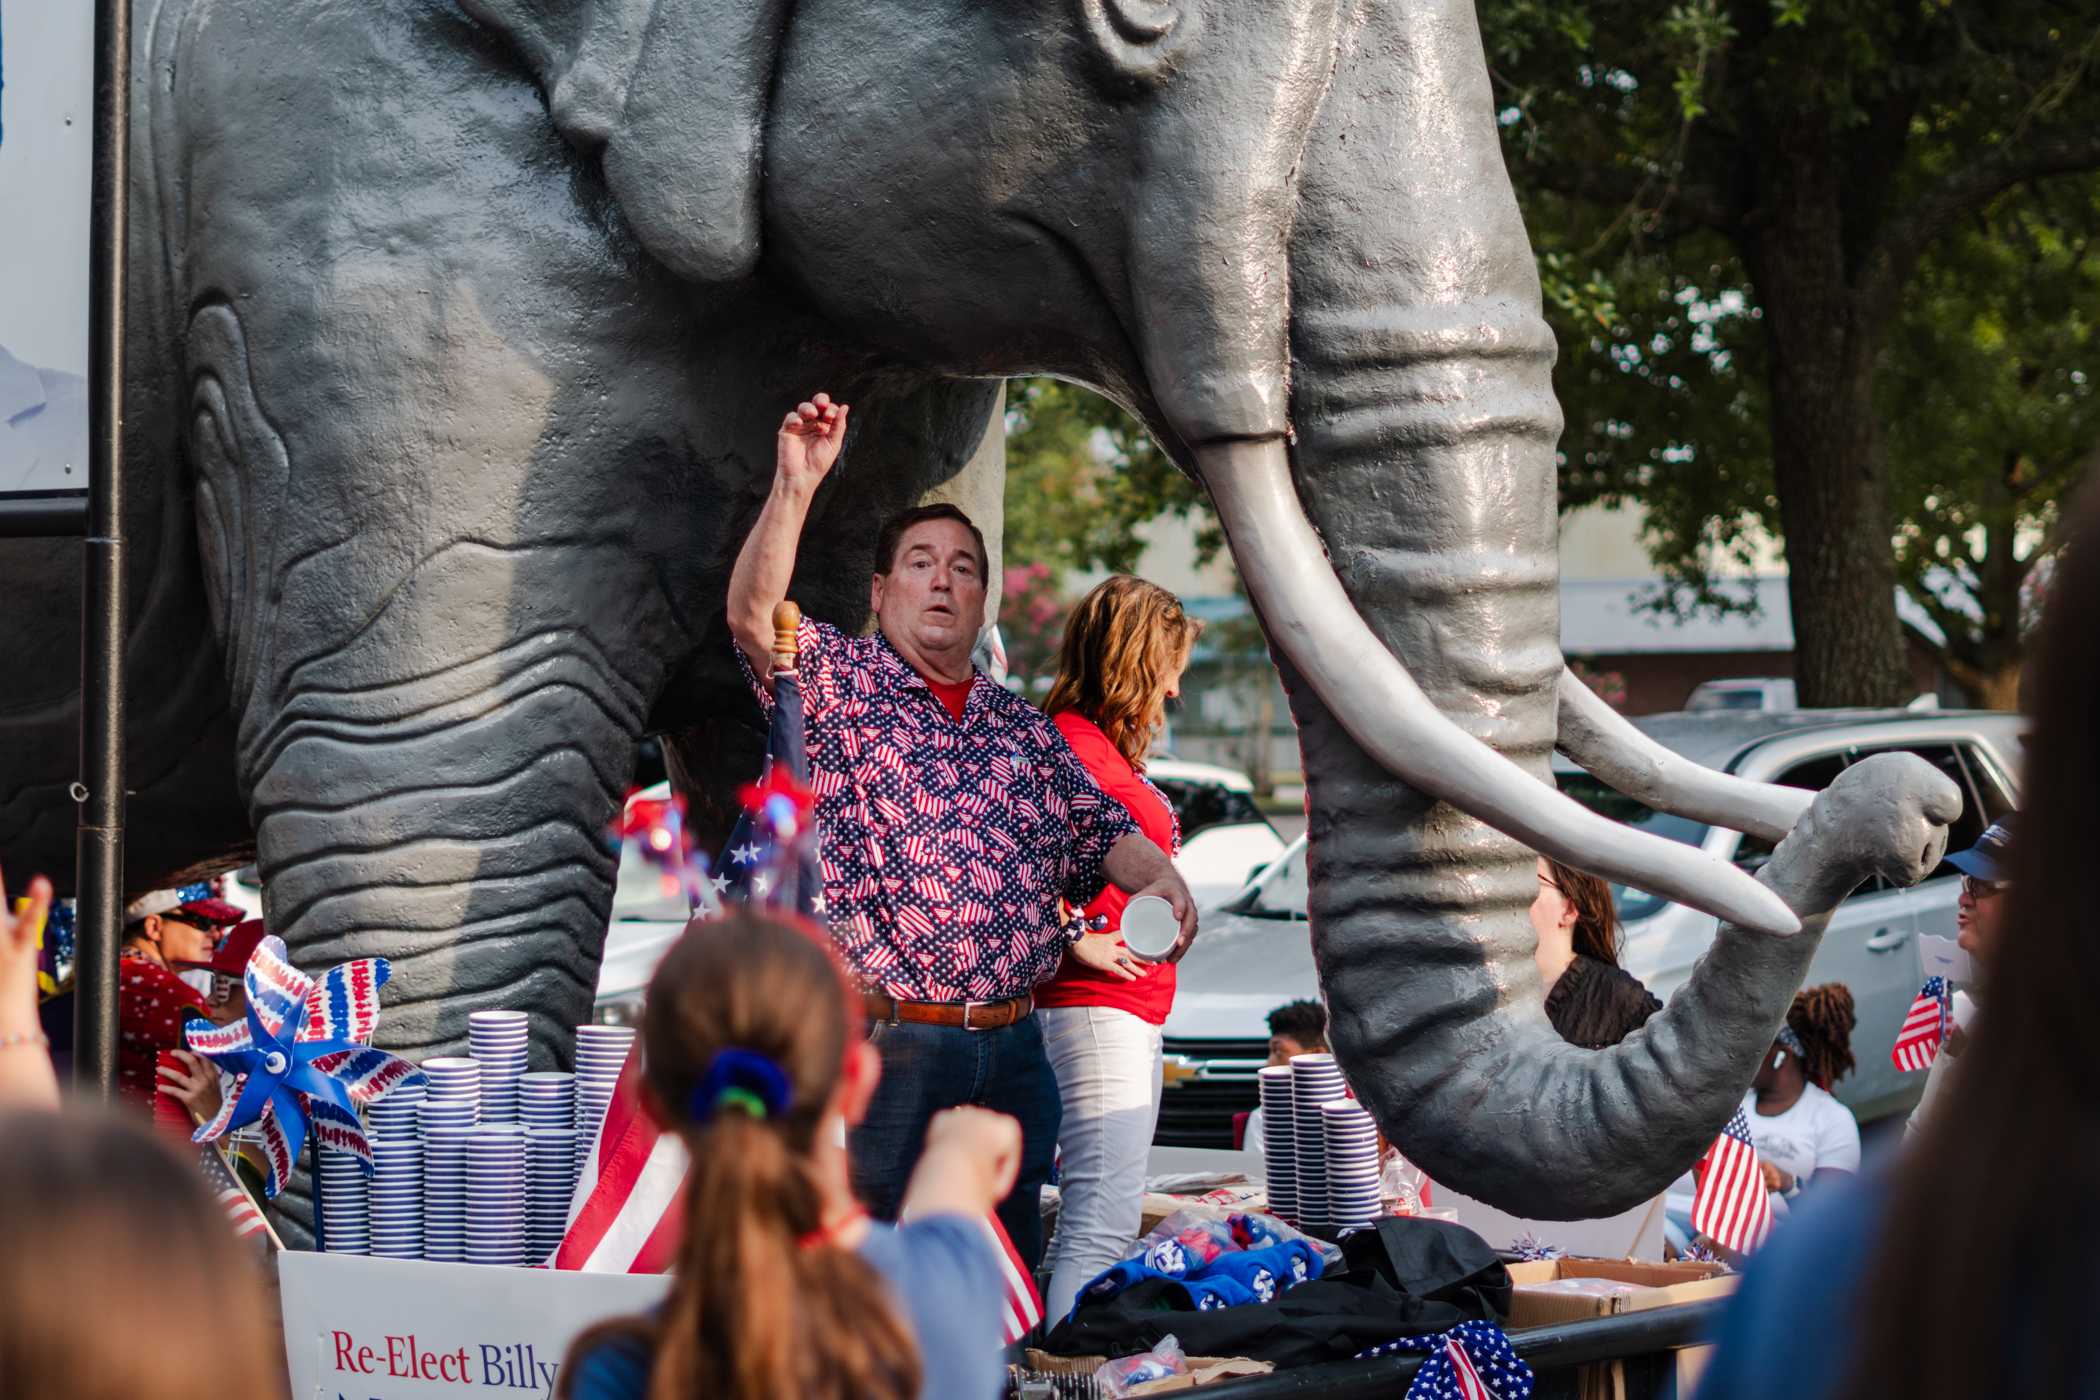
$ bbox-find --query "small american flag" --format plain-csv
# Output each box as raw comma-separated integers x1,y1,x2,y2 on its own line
198,1143,274,1247
1891,975,1951,1072
1691,1107,1772,1255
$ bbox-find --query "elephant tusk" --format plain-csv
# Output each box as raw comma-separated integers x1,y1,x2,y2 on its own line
1197,437,1803,938
1556,670,1814,845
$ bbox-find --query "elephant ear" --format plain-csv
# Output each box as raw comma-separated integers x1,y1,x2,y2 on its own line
460,0,787,282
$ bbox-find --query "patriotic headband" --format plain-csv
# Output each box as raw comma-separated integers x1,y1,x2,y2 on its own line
1775,1024,1806,1057
690,1047,793,1124
123,881,219,923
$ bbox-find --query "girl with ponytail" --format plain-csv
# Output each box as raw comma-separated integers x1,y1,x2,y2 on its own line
561,910,1020,1400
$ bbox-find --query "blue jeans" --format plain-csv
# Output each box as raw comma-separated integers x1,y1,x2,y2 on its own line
850,1015,1063,1272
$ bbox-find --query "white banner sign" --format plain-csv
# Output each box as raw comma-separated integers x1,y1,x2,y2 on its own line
0,0,93,495
278,1253,671,1400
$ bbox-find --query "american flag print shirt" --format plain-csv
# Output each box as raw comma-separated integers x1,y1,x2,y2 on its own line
739,619,1140,1002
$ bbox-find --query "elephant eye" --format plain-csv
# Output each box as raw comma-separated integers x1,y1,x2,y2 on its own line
1077,0,1193,89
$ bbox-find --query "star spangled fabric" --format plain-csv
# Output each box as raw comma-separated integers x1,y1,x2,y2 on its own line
182,934,424,1197
1692,1107,1773,1255
1356,1320,1534,1399
1892,974,1952,1072
711,664,824,917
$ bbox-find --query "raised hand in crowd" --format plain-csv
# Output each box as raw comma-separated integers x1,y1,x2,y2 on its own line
0,862,58,1109
776,391,850,494
730,391,852,672
900,1105,1023,1223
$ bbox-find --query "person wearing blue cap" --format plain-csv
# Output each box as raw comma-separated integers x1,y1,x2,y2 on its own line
1905,815,2015,1139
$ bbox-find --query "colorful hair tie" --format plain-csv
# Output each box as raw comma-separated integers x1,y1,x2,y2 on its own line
690,1047,793,1124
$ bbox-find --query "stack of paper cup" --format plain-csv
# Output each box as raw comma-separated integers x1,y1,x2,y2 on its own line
466,1125,528,1266
317,1143,371,1255
366,1079,427,1140
1321,1100,1382,1232
521,1071,580,1199
421,1117,472,1263
422,1056,483,1124
1257,1066,1297,1223
1289,1053,1348,1231
369,1135,424,1259
526,1127,579,1262
468,1011,530,1123
573,1025,636,1142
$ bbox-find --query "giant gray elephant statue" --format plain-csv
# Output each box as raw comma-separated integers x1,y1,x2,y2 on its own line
0,0,1958,1219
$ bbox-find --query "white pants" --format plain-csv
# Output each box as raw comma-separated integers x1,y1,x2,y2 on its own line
1040,1004,1164,1322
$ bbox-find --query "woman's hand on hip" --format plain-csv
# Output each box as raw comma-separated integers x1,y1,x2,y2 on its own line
1068,931,1147,982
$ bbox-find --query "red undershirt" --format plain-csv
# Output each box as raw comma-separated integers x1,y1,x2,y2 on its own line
923,674,973,724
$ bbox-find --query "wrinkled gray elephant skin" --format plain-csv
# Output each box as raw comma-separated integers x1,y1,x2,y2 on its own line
0,0,1958,1223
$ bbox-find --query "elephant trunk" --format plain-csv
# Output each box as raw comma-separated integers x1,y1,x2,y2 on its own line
1188,0,1822,1215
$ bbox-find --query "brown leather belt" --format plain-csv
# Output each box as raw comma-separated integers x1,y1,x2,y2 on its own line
863,991,1035,1031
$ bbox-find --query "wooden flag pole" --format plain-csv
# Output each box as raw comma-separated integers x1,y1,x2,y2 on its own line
772,601,801,672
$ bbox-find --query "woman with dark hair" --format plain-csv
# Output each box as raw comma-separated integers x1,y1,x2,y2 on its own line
1697,485,2100,1400
1035,575,1204,1321
1741,984,1861,1215
1532,857,1662,1048
562,910,1016,1400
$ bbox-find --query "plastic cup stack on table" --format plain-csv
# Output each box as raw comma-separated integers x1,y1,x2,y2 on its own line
521,1071,581,1261
421,1056,483,1122
573,1025,636,1143
366,1079,427,1140
466,1125,529,1267
1289,1053,1347,1233
422,1112,472,1263
1257,1066,1297,1223
526,1127,579,1262
468,1010,531,1124
317,1142,371,1255
1321,1100,1382,1232
370,1135,425,1259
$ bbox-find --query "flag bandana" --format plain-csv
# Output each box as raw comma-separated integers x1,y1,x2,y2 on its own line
1691,1107,1773,1255
1357,1320,1535,1400
1891,975,1952,1073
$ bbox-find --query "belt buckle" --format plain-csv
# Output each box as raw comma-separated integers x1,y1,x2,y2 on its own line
961,1000,994,1032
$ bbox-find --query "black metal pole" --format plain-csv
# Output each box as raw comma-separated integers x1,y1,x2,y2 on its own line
74,0,132,1096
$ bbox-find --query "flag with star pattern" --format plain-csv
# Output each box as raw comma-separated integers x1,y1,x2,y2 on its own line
712,664,826,919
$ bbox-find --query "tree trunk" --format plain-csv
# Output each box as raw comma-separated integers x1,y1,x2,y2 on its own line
1744,108,1915,708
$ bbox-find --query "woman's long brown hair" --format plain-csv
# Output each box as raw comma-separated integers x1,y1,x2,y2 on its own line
0,1108,282,1400
1545,858,1623,966
1044,575,1204,768
1842,487,2100,1400
561,911,920,1400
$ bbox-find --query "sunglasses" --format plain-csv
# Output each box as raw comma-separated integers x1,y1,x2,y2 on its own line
1960,875,2008,901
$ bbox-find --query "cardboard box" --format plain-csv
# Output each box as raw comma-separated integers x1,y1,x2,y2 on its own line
1505,1258,1736,1400
1505,1257,1735,1326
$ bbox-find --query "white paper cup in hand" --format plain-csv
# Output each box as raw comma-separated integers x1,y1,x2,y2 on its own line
1120,895,1180,961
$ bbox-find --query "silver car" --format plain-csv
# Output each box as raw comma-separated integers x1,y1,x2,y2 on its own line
1157,708,2025,1146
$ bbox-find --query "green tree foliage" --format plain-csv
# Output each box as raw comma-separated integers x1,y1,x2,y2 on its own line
1484,0,2100,705
1000,378,1214,580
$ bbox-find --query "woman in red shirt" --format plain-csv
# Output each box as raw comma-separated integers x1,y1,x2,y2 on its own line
1035,576,1203,1320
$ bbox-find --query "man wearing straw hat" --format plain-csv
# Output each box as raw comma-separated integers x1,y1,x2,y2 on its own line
727,391,1198,1269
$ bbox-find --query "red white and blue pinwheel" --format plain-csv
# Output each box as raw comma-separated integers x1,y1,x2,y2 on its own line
184,935,423,1198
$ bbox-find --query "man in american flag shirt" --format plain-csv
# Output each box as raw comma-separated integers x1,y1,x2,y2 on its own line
726,391,1198,1269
